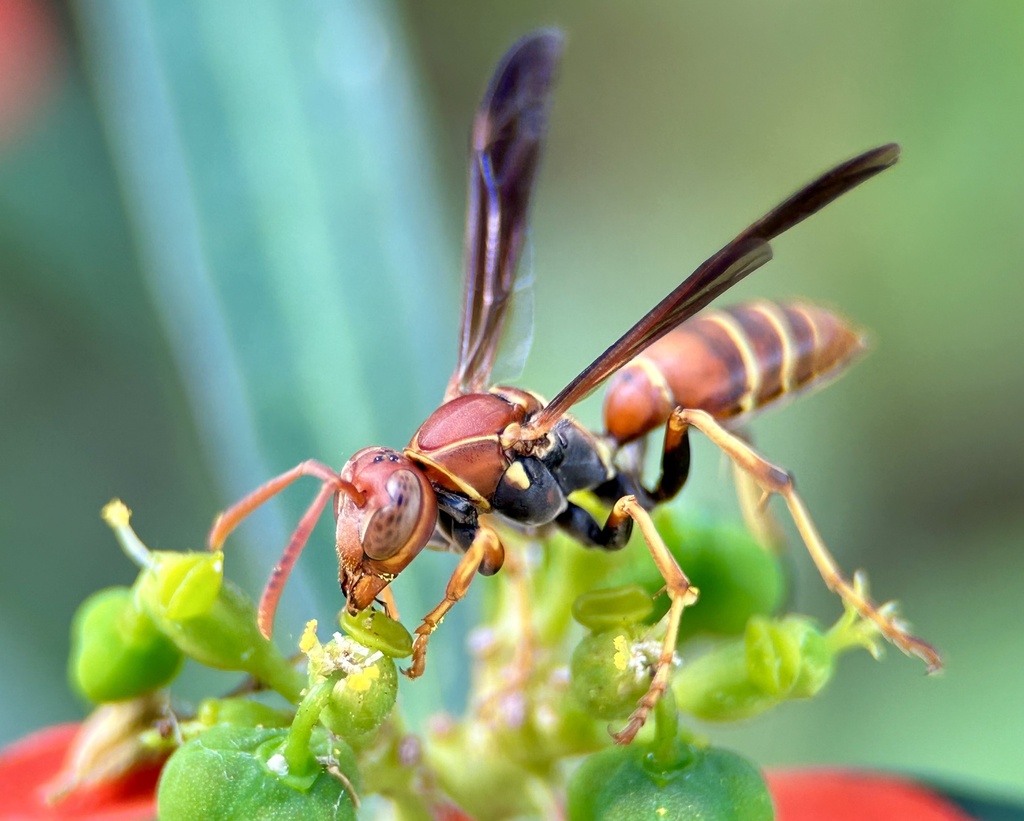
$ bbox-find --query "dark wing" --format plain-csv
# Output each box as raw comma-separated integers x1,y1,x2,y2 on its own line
445,30,563,400
524,143,900,435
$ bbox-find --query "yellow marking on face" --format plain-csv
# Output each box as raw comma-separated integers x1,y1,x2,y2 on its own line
706,310,760,413
504,461,531,490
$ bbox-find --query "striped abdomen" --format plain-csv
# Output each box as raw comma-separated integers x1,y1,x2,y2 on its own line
602,300,867,444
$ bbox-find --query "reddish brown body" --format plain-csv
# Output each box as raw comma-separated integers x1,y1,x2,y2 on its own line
406,388,545,509
603,300,866,444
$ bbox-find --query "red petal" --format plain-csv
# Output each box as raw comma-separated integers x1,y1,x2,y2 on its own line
0,724,159,821
433,807,474,821
766,769,977,821
0,0,61,146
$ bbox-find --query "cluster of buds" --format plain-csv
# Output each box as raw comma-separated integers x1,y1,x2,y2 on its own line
0,500,921,820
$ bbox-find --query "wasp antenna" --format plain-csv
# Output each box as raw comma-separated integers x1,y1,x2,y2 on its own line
257,481,338,638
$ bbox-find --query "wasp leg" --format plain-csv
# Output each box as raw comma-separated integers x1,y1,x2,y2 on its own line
555,501,633,549
672,407,942,672
606,412,691,507
605,496,699,744
208,460,363,638
407,524,505,680
729,431,786,553
378,585,401,621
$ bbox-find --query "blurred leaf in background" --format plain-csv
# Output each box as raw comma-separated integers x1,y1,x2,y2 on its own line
1,0,463,738
1,0,1021,806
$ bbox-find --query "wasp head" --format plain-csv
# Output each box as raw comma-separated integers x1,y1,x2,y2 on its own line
335,447,437,612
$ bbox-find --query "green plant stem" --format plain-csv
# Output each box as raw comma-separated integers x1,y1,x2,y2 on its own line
252,641,307,705
282,673,340,777
533,532,625,646
651,689,681,767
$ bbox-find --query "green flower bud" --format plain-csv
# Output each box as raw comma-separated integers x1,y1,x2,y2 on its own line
102,502,304,702
567,741,772,821
68,586,183,703
157,725,359,821
321,658,398,743
673,615,835,722
301,621,398,745
135,552,304,703
339,608,413,659
570,628,659,721
137,550,223,620
746,615,832,698
671,640,772,721
572,585,655,633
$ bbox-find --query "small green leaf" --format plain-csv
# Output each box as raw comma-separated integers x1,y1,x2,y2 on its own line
157,725,359,821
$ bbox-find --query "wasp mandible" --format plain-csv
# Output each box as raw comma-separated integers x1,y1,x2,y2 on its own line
209,30,940,744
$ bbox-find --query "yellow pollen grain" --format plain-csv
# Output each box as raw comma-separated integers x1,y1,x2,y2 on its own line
347,664,381,693
299,620,319,654
613,635,630,671
101,499,132,528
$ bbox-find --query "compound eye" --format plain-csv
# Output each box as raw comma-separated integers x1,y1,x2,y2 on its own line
359,469,427,560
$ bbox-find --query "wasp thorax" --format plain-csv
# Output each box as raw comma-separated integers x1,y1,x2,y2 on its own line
335,447,437,611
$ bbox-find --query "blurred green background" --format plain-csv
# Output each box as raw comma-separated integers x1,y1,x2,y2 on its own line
1,0,1021,802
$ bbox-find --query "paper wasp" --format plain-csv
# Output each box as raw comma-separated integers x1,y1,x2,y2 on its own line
209,30,940,743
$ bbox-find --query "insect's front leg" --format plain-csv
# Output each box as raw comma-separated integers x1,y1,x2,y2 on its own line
671,406,942,672
406,523,506,680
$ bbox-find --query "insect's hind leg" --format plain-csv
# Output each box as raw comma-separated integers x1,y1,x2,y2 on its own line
598,413,693,509
672,406,942,672
730,429,787,553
